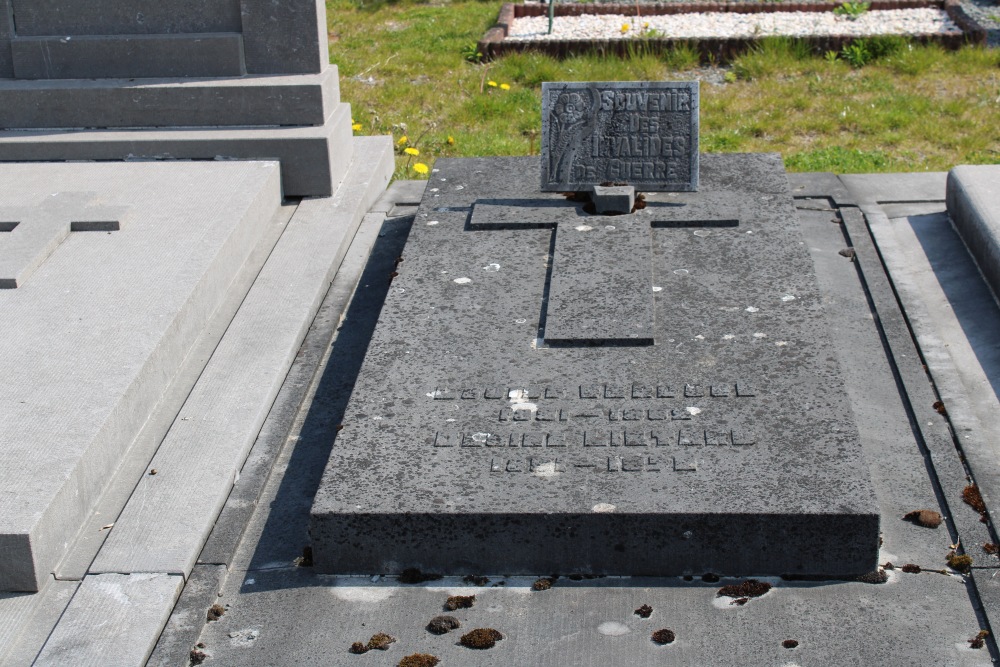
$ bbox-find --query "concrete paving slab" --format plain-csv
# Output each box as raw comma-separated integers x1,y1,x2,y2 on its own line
0,68,339,129
10,33,246,79
33,573,183,667
89,136,393,579
195,569,992,667
947,165,1000,303
839,171,947,205
196,209,388,568
0,103,354,197
145,565,226,667
0,578,77,666
0,161,281,592
859,196,1000,569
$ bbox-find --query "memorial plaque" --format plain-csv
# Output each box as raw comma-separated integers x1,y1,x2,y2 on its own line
310,154,880,577
540,81,699,192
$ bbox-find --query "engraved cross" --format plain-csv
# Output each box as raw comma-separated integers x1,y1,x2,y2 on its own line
0,193,127,288
468,193,738,346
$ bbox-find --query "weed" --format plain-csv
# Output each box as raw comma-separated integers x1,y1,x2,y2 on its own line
834,1,870,20
461,42,483,64
841,41,871,68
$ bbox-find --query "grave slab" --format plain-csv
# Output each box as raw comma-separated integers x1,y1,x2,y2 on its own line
310,154,880,577
946,165,1000,301
0,161,281,592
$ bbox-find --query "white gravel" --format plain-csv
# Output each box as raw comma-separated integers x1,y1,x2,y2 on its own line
506,8,960,41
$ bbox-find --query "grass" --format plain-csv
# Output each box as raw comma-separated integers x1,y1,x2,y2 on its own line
328,0,1000,179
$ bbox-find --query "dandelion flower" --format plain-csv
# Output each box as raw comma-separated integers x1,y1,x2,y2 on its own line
620,23,629,33
500,83,511,91
487,80,498,87
397,135,408,145
447,136,455,145
351,123,362,131
413,162,429,175
404,147,420,156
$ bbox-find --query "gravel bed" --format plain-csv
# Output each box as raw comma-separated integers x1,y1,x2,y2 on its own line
506,8,961,40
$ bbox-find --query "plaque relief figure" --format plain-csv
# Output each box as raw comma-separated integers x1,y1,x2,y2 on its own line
546,88,598,186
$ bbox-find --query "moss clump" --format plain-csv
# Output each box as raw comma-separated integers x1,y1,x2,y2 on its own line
349,642,368,654
901,564,921,574
783,639,799,649
463,574,489,586
634,604,653,618
426,615,461,635
984,543,999,555
399,568,442,584
855,569,888,584
963,485,987,516
206,604,225,622
398,654,440,667
969,630,989,649
460,628,503,649
532,577,554,591
903,509,942,529
947,551,973,573
367,633,396,651
445,595,475,611
717,579,771,599
651,629,676,644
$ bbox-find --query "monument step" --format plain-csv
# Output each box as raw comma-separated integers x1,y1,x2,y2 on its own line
0,68,339,129
0,102,354,197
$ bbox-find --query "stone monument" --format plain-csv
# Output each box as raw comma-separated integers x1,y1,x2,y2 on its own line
310,82,881,578
0,0,354,196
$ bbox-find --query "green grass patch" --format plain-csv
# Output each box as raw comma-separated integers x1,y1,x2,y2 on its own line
329,0,1000,177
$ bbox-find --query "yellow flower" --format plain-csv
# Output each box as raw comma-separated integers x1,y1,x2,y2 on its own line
404,147,420,156
643,21,649,29
397,135,408,145
500,83,511,91
447,136,455,145
620,23,629,33
351,123,362,131
487,80,498,87
413,163,429,175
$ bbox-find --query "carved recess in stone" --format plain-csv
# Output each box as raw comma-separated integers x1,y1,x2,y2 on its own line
541,81,699,192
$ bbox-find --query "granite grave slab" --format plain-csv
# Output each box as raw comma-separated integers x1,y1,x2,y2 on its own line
310,153,881,577
541,81,699,192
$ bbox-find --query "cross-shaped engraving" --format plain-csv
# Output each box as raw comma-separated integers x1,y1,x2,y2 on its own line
0,193,127,288
468,193,738,346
